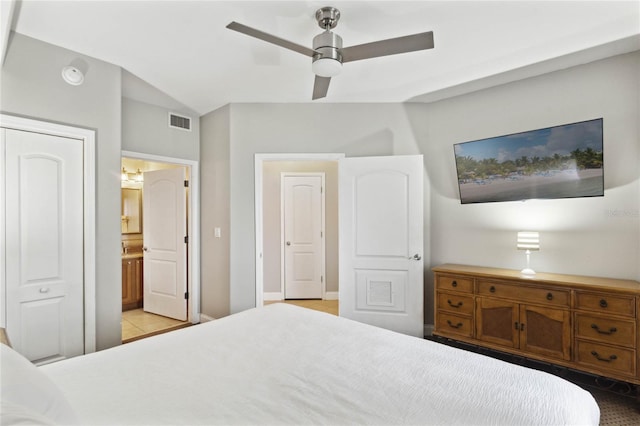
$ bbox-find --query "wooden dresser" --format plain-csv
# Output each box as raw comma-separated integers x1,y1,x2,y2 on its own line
433,264,640,386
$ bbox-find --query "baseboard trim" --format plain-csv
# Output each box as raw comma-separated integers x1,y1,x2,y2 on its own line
324,291,338,300
424,324,434,338
263,292,283,301
199,314,216,323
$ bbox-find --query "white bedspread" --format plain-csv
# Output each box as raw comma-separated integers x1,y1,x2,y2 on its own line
40,303,599,425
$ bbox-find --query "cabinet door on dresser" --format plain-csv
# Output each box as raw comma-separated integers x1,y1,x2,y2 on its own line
476,299,571,361
520,304,571,361
476,298,519,348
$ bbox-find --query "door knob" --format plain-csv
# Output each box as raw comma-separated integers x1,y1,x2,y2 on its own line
39,287,50,293
410,254,421,260
143,247,148,251
286,241,291,246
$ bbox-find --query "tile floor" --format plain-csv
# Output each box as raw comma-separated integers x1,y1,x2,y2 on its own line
121,309,191,343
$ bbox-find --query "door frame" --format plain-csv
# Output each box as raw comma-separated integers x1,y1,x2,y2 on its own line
121,150,200,323
254,153,344,307
280,172,326,299
1,113,96,354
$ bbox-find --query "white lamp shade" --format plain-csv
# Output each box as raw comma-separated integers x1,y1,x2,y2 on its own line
517,231,540,251
312,57,342,77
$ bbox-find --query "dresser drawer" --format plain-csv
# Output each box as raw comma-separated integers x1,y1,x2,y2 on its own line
437,292,474,315
477,280,569,307
436,312,473,338
574,291,636,318
575,341,636,377
575,313,636,348
436,274,473,294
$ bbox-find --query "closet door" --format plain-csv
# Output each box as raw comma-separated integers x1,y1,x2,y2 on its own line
3,128,84,364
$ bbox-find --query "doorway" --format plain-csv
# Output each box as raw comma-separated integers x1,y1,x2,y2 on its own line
255,154,344,306
120,151,200,342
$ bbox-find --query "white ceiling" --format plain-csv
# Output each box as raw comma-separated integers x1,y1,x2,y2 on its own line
10,0,640,116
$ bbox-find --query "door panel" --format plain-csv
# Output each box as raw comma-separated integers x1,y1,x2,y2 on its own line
520,305,571,360
476,298,519,348
4,129,84,363
283,174,324,299
143,168,187,321
339,155,423,337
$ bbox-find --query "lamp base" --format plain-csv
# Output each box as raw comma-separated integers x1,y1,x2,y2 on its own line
521,268,536,276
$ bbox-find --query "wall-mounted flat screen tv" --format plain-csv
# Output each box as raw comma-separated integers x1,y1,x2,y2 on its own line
454,118,604,204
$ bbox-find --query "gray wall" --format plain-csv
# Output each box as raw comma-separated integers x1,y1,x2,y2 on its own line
1,33,122,349
200,105,231,319
200,104,428,315
122,97,200,160
201,52,639,327
411,51,640,324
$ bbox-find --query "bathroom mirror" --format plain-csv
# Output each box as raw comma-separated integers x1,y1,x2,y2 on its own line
121,188,142,234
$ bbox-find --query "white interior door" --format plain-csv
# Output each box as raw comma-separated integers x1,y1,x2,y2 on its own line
3,128,84,363
339,155,424,337
282,173,324,299
143,168,187,321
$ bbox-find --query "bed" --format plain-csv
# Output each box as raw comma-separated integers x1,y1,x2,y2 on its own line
2,303,599,425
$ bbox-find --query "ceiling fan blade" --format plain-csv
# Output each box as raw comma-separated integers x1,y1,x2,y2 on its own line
341,31,434,63
312,76,331,100
226,22,316,57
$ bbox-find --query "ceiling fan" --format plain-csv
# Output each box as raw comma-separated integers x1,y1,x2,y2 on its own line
226,6,434,100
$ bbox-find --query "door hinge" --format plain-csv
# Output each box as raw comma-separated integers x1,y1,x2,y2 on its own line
321,186,323,194
184,292,189,300
184,236,189,243
321,231,323,238
321,276,324,283
184,180,189,187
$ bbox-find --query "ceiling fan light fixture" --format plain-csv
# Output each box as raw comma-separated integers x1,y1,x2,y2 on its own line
312,57,342,77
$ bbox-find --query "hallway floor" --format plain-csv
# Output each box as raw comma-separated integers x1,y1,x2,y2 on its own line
265,299,339,316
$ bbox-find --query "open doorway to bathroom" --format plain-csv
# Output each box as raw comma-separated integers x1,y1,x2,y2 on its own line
120,155,198,343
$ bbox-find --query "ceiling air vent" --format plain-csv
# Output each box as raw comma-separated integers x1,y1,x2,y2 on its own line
169,113,192,131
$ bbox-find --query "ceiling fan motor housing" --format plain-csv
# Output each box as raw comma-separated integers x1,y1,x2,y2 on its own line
312,30,343,77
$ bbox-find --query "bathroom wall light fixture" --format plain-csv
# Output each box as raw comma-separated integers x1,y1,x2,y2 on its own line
121,167,144,183
517,231,540,275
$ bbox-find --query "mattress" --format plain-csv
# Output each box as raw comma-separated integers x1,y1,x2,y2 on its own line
38,303,600,425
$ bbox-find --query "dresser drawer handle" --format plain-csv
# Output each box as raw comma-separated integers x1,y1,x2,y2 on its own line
590,351,617,362
599,299,608,308
451,280,458,288
447,299,463,308
446,320,463,329
489,286,496,293
591,324,617,335
546,292,553,301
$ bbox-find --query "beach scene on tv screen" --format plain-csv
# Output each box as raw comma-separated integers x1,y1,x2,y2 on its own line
454,119,604,204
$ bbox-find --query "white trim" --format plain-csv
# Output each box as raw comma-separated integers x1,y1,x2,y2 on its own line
121,150,201,324
263,292,283,301
199,314,216,323
254,153,345,308
324,291,339,300
280,172,326,299
0,114,97,354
